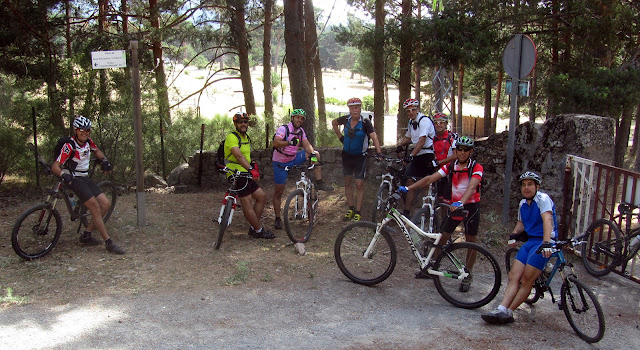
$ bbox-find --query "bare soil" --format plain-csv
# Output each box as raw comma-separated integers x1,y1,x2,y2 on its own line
1,181,639,349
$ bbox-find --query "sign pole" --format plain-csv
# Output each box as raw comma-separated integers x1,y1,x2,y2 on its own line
130,40,147,226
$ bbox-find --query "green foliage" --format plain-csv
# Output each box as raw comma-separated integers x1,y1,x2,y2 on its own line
225,260,251,285
0,287,28,305
325,97,344,106
362,95,374,111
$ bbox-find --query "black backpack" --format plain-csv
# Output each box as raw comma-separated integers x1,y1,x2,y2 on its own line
216,132,251,170
441,159,480,201
53,136,77,171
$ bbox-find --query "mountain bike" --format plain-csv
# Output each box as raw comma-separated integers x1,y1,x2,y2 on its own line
581,202,640,278
371,156,405,223
11,158,117,260
335,193,501,309
214,167,253,250
281,162,319,243
505,233,605,343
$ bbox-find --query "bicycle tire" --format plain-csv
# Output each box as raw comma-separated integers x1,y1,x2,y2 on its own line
11,203,63,260
411,206,442,234
334,221,397,286
80,180,118,227
505,247,542,304
284,188,314,243
432,242,501,309
215,200,234,250
371,182,392,223
582,219,623,277
561,275,605,343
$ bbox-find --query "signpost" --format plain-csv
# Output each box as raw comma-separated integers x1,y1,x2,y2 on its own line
501,34,537,226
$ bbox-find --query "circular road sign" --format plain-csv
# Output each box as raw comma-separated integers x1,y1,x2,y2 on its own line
502,34,537,79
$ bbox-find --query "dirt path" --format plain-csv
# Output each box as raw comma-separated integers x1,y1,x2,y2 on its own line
1,190,638,349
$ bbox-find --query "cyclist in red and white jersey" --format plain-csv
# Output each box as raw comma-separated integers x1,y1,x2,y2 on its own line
52,116,125,254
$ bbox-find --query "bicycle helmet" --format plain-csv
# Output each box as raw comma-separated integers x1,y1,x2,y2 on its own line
432,112,449,122
347,97,362,106
519,171,542,185
73,115,92,129
403,98,419,109
232,112,249,123
456,136,474,148
291,109,306,119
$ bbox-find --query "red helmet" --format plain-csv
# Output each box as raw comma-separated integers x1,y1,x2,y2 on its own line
432,112,449,122
403,98,419,109
347,97,362,106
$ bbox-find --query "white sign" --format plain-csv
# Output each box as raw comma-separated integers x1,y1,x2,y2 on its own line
91,50,126,69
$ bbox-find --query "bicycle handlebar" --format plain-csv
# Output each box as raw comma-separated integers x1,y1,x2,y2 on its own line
534,232,589,254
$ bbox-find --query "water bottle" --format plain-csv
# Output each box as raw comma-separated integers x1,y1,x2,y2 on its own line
630,235,640,250
542,261,554,278
69,194,77,209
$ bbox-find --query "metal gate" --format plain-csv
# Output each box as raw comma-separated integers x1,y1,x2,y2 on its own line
562,155,639,283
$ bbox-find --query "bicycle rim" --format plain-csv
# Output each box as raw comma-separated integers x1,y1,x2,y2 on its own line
334,221,397,286
284,189,313,243
433,242,501,309
11,203,63,260
371,184,392,223
561,276,605,343
215,200,234,250
80,180,118,227
582,219,622,277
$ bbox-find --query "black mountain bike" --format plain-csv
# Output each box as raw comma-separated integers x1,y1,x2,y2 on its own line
11,159,117,260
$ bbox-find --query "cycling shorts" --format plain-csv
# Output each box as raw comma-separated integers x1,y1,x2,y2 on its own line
515,238,551,271
230,176,261,198
272,150,308,185
341,152,368,180
441,202,480,236
69,176,103,203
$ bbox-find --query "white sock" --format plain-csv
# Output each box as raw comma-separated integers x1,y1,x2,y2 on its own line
497,305,508,313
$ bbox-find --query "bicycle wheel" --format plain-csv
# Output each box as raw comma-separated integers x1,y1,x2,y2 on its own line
561,276,605,343
334,221,397,286
11,203,63,260
215,200,234,250
284,189,314,243
432,242,501,309
411,206,442,233
582,219,623,277
80,180,118,227
371,183,392,223
505,247,542,304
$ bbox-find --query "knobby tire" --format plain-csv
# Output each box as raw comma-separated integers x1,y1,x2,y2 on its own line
11,203,63,260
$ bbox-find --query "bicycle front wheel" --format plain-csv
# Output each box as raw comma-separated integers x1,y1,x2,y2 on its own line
561,276,605,343
371,183,392,223
215,200,234,250
582,219,623,277
283,189,315,243
433,242,501,309
334,221,397,286
411,206,442,234
11,203,63,260
505,247,542,304
80,180,118,227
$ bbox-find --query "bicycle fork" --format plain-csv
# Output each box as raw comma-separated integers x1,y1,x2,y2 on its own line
217,193,237,226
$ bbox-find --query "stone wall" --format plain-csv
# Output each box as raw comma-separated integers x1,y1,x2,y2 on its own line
169,114,615,212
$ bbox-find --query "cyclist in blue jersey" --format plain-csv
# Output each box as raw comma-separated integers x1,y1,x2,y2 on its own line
481,171,557,324
332,97,382,222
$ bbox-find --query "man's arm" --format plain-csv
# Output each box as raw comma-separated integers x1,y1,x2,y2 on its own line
368,131,382,154
411,136,426,157
272,136,290,149
437,151,457,166
331,118,343,139
457,176,481,205
301,139,315,155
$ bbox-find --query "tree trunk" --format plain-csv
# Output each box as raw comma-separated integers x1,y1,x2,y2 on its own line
373,0,385,145
263,0,274,125
304,0,316,114
98,0,109,126
492,70,503,133
456,62,464,135
149,0,172,125
631,102,640,156
614,106,633,168
529,67,537,123
483,75,491,137
450,67,456,132
397,0,412,138
413,4,421,103
284,0,314,144
313,43,327,144
64,0,75,119
230,0,256,115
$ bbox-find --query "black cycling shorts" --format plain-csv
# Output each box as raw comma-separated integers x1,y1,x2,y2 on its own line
230,176,261,198
441,202,481,236
341,152,368,180
69,176,103,203
402,153,435,185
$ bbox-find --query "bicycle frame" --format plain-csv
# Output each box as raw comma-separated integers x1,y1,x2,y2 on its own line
287,165,317,221
217,191,238,226
370,207,469,280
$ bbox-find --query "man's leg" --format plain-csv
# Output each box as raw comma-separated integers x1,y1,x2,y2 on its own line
85,194,125,254
239,194,261,230
273,184,286,219
344,175,354,207
404,178,416,216
355,179,365,212
252,187,267,221
508,265,542,311
482,261,526,324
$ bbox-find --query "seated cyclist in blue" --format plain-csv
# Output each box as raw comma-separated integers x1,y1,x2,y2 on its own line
224,112,274,239
272,108,333,230
482,171,557,324
331,97,383,222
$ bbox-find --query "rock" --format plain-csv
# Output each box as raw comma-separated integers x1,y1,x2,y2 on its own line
294,242,306,256
167,163,189,186
144,171,168,188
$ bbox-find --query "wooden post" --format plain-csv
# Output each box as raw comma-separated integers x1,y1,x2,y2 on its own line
198,124,205,187
32,107,40,188
130,40,147,226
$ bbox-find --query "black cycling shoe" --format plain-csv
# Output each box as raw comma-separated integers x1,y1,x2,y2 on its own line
274,218,283,230
79,232,102,246
252,228,276,239
414,270,432,279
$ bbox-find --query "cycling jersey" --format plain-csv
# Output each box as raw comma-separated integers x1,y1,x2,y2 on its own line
224,132,252,174
336,115,374,155
405,113,435,155
56,136,98,177
517,191,558,239
438,160,483,203
272,123,307,163
433,130,457,162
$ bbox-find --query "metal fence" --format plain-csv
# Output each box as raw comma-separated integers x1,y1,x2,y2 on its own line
561,154,639,283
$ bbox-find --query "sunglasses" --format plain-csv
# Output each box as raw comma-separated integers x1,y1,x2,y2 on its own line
457,147,472,152
78,128,91,132
235,120,249,125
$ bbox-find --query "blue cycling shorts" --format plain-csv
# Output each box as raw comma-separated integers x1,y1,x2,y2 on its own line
515,238,551,271
272,150,308,185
